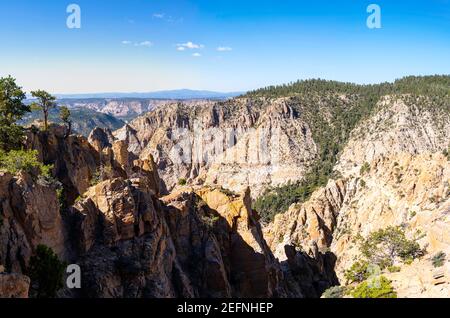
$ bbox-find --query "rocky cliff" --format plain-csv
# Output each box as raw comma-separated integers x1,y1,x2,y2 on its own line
266,95,450,297
113,98,319,197
0,127,326,298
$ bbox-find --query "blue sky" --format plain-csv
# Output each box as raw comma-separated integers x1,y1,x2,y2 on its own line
0,0,449,94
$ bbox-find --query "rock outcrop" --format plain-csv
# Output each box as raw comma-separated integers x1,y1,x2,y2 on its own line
0,273,30,298
0,170,66,273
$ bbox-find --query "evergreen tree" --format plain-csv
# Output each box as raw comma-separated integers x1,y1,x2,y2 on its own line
59,106,72,137
30,90,57,131
0,76,30,151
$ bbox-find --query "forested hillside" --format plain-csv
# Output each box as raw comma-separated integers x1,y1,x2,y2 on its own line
252,76,450,222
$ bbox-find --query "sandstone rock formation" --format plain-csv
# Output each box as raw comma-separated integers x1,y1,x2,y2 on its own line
0,127,322,298
266,95,450,297
114,98,318,197
0,273,30,298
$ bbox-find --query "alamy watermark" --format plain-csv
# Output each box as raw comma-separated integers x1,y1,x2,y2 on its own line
64,4,381,30
66,4,81,29
367,4,382,29
66,264,81,289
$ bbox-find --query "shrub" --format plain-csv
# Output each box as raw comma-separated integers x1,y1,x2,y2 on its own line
201,214,220,229
178,178,187,186
351,276,397,298
431,252,446,268
27,245,67,298
56,186,67,212
90,168,102,187
0,149,53,180
358,226,424,269
360,162,371,175
387,265,401,273
0,149,40,174
220,187,238,197
37,163,57,185
344,260,372,284
322,286,347,298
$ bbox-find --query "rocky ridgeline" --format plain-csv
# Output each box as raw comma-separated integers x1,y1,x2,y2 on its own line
0,126,330,298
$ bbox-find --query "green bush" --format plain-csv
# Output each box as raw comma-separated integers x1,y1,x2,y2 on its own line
358,226,424,269
431,252,446,268
27,245,67,298
0,149,39,174
387,265,401,273
219,187,238,197
0,149,53,180
90,168,102,187
178,178,187,186
351,276,397,298
56,186,68,212
344,260,372,284
360,162,371,175
201,214,220,229
322,286,347,298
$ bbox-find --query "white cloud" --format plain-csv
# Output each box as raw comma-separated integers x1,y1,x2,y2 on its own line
122,40,132,45
153,13,183,24
192,53,202,57
176,41,204,50
135,41,153,47
217,46,232,52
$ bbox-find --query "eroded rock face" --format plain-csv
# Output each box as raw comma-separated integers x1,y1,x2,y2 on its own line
25,126,103,203
266,96,450,297
0,273,30,298
113,98,318,198
331,153,449,292
1,127,317,298
336,96,450,176
71,179,307,298
193,187,291,297
264,180,345,297
0,171,65,273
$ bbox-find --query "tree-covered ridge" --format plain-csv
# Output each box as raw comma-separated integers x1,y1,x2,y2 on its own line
244,75,450,98
253,76,450,223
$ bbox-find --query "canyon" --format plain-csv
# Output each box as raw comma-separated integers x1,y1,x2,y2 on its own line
0,76,449,298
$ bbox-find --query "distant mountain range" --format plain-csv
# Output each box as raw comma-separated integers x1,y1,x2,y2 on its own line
49,89,244,100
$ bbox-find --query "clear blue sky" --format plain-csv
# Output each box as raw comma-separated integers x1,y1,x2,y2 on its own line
0,0,449,94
